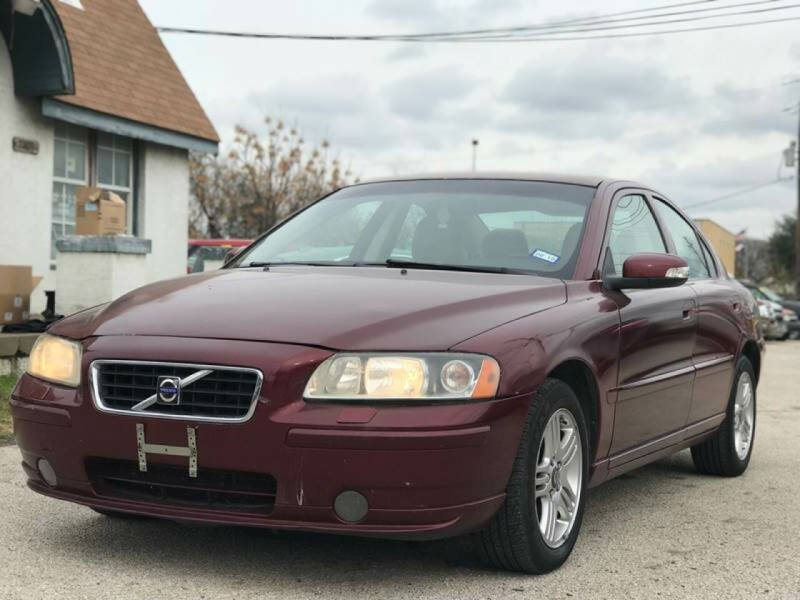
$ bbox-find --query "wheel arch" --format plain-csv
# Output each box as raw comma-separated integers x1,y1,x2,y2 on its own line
547,359,601,459
740,338,761,384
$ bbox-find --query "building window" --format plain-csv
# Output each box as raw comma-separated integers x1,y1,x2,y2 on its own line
51,127,137,259
96,132,133,202
52,123,89,258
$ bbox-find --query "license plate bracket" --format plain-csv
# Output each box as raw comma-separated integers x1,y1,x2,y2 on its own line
136,423,198,478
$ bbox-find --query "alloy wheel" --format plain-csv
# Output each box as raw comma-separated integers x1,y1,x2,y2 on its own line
733,371,755,460
534,408,583,548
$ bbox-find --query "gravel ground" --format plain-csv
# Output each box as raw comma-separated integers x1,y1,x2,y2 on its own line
1,342,799,600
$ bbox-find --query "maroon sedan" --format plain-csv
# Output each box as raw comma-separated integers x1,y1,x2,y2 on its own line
13,174,760,574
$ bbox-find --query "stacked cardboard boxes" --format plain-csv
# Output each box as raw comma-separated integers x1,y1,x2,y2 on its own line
75,187,126,236
0,266,41,326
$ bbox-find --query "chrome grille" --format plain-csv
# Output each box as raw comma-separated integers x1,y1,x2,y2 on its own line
90,361,262,422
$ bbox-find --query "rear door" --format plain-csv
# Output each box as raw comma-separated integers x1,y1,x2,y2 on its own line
604,192,697,457
651,198,739,427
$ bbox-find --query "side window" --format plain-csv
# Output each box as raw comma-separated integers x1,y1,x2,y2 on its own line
699,240,718,277
654,199,711,280
605,194,666,275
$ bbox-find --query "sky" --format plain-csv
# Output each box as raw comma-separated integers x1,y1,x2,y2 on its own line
139,0,800,239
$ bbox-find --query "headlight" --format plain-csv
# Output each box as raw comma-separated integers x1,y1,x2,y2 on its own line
304,353,500,401
27,334,82,387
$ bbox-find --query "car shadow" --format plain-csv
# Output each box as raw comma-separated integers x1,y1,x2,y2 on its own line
40,450,705,585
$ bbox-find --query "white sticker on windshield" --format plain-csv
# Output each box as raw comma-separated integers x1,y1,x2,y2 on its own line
531,249,560,263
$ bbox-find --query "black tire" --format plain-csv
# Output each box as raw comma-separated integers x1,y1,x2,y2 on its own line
473,378,589,574
691,356,756,477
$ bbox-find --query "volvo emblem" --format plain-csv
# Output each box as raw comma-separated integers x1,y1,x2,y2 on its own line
157,376,181,404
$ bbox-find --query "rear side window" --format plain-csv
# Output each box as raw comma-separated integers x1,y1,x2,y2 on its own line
605,194,666,275
654,199,711,280
699,240,718,277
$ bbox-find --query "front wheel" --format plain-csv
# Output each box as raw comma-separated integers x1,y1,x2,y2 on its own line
474,379,589,573
691,356,756,476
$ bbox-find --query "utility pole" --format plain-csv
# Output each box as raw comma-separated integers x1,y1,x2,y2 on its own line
471,139,479,172
796,102,800,298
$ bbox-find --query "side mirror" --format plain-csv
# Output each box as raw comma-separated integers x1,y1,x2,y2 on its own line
603,253,689,291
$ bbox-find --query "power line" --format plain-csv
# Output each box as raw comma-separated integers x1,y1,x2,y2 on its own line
683,177,794,210
362,0,728,39
471,14,800,43
455,1,800,40
156,1,800,43
156,0,726,40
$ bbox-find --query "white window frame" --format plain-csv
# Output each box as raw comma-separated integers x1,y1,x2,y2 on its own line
95,133,135,231
52,124,89,259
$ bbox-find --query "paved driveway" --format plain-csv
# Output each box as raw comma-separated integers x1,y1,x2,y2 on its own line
1,342,799,600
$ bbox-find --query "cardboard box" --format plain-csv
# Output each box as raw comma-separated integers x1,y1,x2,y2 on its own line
0,265,42,326
75,187,127,236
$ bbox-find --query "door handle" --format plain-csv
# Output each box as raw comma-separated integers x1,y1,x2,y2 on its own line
681,300,696,320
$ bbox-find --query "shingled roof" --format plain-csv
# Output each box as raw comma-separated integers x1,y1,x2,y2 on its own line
51,0,218,144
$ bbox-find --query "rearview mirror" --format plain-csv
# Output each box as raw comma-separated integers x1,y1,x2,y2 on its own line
603,253,688,291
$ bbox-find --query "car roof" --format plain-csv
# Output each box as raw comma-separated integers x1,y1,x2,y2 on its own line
349,171,610,188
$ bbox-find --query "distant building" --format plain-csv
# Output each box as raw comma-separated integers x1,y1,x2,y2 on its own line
0,0,218,313
695,219,735,275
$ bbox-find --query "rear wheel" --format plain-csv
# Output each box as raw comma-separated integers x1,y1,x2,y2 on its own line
474,379,589,573
691,356,756,476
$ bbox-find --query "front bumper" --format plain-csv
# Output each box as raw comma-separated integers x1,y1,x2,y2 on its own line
12,335,529,540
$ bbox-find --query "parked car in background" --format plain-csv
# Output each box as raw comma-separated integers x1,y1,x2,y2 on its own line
740,280,796,340
14,174,761,574
756,285,800,340
187,239,252,273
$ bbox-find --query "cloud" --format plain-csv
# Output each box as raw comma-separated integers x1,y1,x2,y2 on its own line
504,53,693,113
701,82,796,138
383,66,478,120
366,0,444,26
251,76,371,116
499,53,693,138
638,153,796,238
366,0,527,29
385,44,428,62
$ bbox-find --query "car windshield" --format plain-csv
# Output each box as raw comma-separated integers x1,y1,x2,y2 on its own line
759,286,783,302
232,179,595,279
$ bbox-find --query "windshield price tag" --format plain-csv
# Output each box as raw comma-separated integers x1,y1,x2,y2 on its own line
532,249,560,263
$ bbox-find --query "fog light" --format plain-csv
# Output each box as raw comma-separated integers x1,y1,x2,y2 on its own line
37,458,58,487
333,490,368,523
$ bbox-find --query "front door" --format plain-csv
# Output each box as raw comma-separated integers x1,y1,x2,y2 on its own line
651,197,739,426
603,193,697,456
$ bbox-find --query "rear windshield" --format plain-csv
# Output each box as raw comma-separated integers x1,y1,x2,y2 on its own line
233,179,596,279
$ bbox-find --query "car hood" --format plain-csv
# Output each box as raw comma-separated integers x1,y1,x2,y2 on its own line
50,266,566,351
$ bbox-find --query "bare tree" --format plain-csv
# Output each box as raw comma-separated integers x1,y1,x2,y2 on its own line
189,118,354,239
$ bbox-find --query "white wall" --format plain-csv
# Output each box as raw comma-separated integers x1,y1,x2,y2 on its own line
56,251,149,316
139,142,190,283
0,36,56,313
1,38,192,315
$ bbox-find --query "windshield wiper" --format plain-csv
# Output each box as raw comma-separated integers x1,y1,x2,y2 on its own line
236,261,351,269
384,258,515,274
236,261,272,268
